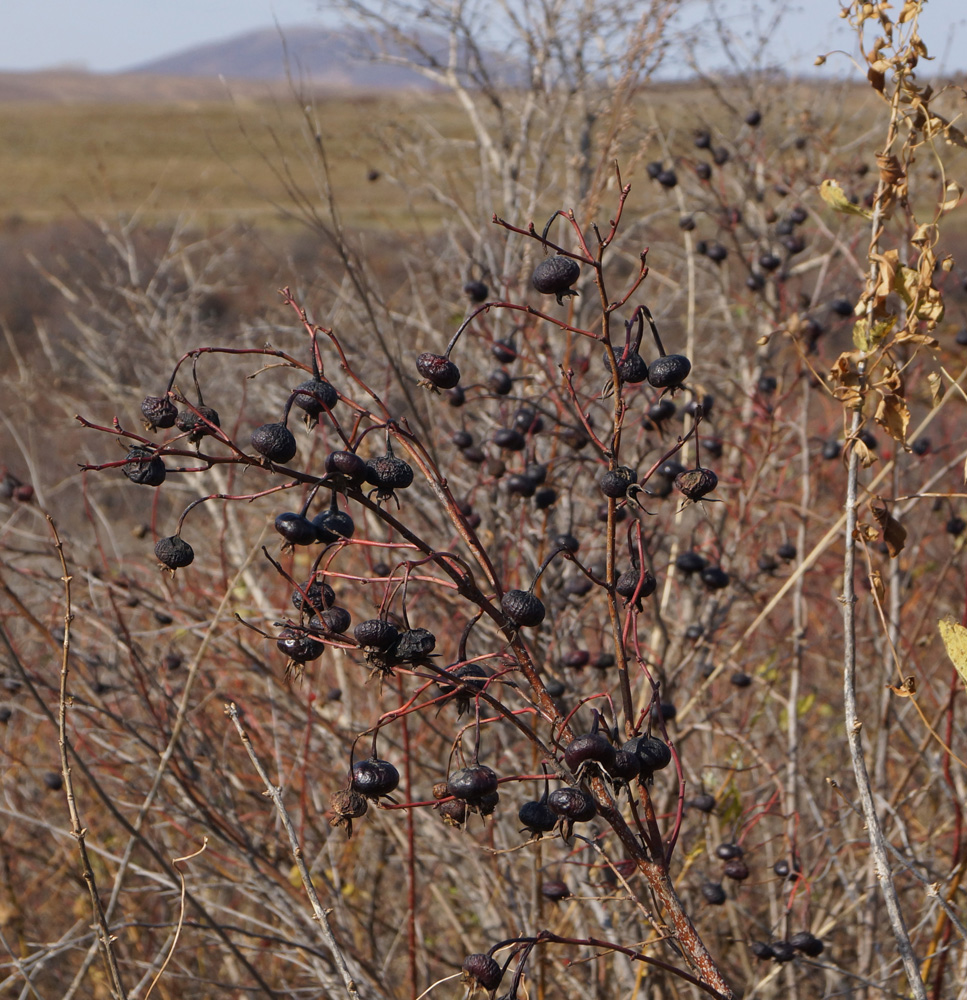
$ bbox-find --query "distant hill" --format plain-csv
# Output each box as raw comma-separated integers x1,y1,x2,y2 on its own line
125,25,519,91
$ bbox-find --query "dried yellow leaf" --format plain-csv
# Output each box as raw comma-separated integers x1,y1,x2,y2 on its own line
819,179,873,219
939,618,967,691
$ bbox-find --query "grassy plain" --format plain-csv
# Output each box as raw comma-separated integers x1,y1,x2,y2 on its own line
0,76,906,230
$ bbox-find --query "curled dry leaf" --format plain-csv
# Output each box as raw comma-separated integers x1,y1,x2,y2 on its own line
870,497,907,557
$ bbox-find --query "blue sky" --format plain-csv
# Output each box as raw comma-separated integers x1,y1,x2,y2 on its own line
0,1,963,75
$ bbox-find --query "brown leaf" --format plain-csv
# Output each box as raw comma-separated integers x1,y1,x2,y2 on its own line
870,497,907,557
927,371,944,406
869,569,885,603
852,438,877,468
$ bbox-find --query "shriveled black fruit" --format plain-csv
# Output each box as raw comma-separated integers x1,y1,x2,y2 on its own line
771,941,796,963
687,793,716,813
437,662,488,698
514,406,544,435
747,272,766,291
487,368,513,395
390,627,436,662
547,786,596,823
141,395,177,431
757,374,778,395
353,619,399,650
313,505,355,544
705,242,728,262
155,535,194,570
554,532,580,554
712,146,730,165
694,129,711,148
675,468,718,501
293,377,338,422
501,589,545,627
643,397,676,429
646,161,662,178
593,652,615,669
608,749,641,783
560,425,589,450
416,352,461,389
685,394,714,418
435,797,468,827
451,429,474,449
616,568,656,600
599,466,638,499
777,542,797,561
545,679,566,698
486,457,506,479
715,842,743,860
504,472,537,497
518,797,558,836
351,757,400,800
685,624,703,640
176,404,220,443
477,790,500,816
492,338,517,363
649,474,673,498
564,732,616,773
701,881,727,905
447,385,465,407
310,606,351,634
648,354,691,388
745,108,762,126
912,437,930,456
365,449,414,494
292,580,335,614
493,427,526,451
448,764,498,802
532,255,581,304
789,932,824,957
565,576,592,597
635,736,672,776
730,671,752,688
463,953,502,992
657,168,678,188
773,860,794,879
701,566,730,590
562,649,590,669
676,551,707,574
274,512,317,547
329,788,368,837
616,350,649,383
43,771,63,791
463,279,489,302
325,450,368,488
535,487,557,509
750,941,775,960
462,446,485,465
830,296,855,317
947,516,966,536
542,879,571,902
724,858,750,881
506,474,537,497
276,627,325,663
123,446,166,487
251,422,297,464
659,459,687,480
759,252,782,272
702,437,724,460
680,214,696,230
